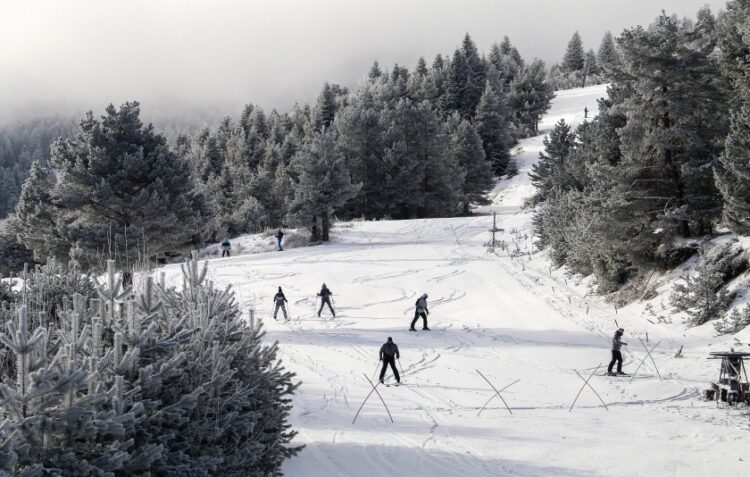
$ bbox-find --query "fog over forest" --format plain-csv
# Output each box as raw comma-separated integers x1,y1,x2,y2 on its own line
0,0,726,124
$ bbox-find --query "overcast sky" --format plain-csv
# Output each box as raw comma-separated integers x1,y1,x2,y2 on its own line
0,0,728,120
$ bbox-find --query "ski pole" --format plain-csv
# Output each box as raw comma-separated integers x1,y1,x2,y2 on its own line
371,361,380,381
397,358,405,379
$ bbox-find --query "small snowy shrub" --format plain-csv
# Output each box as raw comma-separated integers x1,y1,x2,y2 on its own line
715,305,750,335
671,243,747,327
0,254,300,475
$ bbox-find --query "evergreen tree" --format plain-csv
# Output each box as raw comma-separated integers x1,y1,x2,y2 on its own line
597,31,621,73
368,61,383,81
289,131,360,241
529,120,575,205
474,83,512,175
509,60,555,135
562,32,586,72
445,114,493,212
16,103,210,266
585,49,600,76
13,161,68,262
461,33,487,117
715,105,750,234
313,83,337,132
445,49,469,116
0,255,301,474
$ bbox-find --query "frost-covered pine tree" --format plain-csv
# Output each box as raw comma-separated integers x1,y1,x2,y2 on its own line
509,60,555,136
289,131,360,241
715,105,750,234
474,83,512,175
15,103,211,266
597,31,621,73
0,255,301,474
445,114,494,213
561,32,586,72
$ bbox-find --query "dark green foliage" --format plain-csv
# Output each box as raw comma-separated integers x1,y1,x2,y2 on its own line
0,255,300,475
528,120,576,206
715,105,750,234
14,103,212,268
561,32,586,72
289,131,360,241
509,60,555,135
597,31,621,74
474,84,512,175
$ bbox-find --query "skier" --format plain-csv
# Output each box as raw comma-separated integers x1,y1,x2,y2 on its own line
379,337,400,385
272,286,288,320
607,328,628,376
221,238,231,257
584,106,589,118
275,230,284,251
410,293,430,331
317,283,335,317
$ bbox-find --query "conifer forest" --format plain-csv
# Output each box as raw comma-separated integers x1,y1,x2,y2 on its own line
1,1,750,476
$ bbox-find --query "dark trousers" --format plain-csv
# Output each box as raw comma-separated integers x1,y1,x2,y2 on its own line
273,303,287,320
318,297,334,317
380,356,400,383
411,311,428,330
608,350,623,373
222,249,230,257
277,238,283,251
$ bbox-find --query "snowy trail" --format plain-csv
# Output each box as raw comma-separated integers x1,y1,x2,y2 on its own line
162,84,749,477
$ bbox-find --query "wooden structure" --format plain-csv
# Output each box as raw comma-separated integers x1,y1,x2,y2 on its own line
705,351,750,405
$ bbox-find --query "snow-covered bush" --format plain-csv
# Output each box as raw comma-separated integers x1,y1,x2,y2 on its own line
0,254,300,475
671,243,747,327
715,305,750,335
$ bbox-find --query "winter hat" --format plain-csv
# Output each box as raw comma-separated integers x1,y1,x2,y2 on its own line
422,293,428,298
616,328,624,334
387,337,393,343
278,287,282,292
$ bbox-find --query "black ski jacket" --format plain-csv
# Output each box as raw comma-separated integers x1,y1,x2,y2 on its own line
318,287,332,298
274,292,287,304
380,342,400,360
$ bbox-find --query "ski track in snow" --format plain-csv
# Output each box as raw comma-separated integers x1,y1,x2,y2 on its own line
161,85,749,477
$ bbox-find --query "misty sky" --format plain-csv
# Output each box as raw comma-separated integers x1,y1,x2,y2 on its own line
0,0,727,120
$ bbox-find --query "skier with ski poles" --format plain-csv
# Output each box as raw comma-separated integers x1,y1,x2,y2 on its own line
272,287,289,320
379,337,400,385
607,328,628,376
275,229,284,251
317,283,335,317
410,293,430,331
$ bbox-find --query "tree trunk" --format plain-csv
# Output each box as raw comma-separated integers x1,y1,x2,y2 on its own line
321,213,330,242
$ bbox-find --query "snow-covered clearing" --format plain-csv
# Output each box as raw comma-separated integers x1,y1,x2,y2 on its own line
163,84,749,477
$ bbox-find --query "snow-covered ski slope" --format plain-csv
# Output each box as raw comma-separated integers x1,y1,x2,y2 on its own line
163,84,749,477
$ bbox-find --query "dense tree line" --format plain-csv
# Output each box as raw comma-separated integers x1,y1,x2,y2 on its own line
2,33,554,271
0,117,78,218
548,31,622,90
532,3,750,308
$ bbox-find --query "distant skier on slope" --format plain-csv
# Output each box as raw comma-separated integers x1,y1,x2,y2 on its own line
584,106,589,119
275,230,285,251
317,283,335,317
607,328,628,376
410,293,430,331
379,337,401,385
221,238,231,257
273,286,288,320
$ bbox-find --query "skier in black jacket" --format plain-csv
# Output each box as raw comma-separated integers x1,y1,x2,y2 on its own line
275,230,284,251
607,328,628,376
379,337,400,384
317,283,335,317
410,293,430,331
273,287,288,320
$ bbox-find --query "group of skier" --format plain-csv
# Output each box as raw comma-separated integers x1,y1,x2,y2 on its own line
272,283,337,320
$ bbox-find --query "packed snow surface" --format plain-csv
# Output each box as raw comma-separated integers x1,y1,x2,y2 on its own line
163,84,749,476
